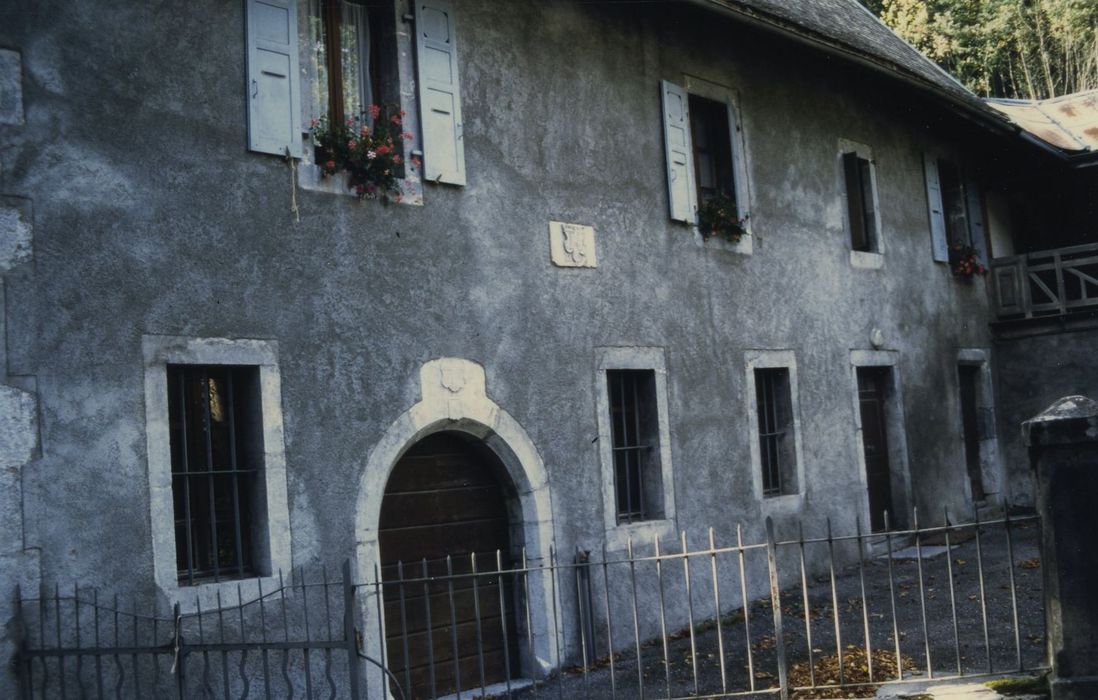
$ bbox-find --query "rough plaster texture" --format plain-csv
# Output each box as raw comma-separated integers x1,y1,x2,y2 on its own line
995,325,1098,506
0,0,1031,680
0,49,24,126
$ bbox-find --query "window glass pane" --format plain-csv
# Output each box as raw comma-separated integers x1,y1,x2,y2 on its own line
310,0,330,121
939,159,969,246
341,2,372,119
689,94,736,208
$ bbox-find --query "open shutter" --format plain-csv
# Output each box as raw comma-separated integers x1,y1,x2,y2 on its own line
246,0,302,157
923,154,948,262
661,81,696,223
842,153,867,250
415,0,466,185
965,178,989,264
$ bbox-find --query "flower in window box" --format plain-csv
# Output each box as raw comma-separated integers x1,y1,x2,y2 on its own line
950,244,987,279
697,192,749,243
310,105,414,201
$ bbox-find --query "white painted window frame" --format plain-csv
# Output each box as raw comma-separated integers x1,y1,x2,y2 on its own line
744,350,806,512
594,347,677,549
838,138,884,270
849,350,913,532
143,335,292,612
682,74,754,256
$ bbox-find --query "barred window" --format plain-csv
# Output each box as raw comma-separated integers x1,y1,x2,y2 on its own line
607,369,665,523
168,365,265,585
754,367,799,497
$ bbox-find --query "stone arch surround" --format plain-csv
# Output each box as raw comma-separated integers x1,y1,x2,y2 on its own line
353,358,559,691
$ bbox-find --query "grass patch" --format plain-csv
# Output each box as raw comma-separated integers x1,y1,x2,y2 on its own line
985,674,1049,696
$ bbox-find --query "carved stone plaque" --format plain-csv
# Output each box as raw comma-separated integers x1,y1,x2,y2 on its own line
549,221,597,268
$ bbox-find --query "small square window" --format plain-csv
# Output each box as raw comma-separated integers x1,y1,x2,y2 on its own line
843,151,878,253
606,369,665,523
754,367,799,497
167,365,266,585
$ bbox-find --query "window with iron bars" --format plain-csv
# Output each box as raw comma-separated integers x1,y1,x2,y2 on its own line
754,367,799,497
168,365,265,585
607,369,665,523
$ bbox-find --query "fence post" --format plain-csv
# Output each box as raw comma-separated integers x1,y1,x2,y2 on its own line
765,517,789,700
343,559,362,700
1022,395,1098,700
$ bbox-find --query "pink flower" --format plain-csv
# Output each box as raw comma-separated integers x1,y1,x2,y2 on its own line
390,114,402,125
368,104,381,119
410,156,422,169
366,183,378,193
310,118,319,128
345,117,355,126
393,155,403,165
366,150,377,160
348,139,358,149
325,160,336,170
355,184,366,196
402,131,414,141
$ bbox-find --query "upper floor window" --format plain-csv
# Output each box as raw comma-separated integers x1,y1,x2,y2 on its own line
690,94,736,210
660,78,750,248
309,0,388,128
924,154,988,266
843,152,878,253
245,0,466,185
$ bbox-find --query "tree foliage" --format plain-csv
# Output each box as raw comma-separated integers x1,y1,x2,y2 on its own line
863,0,1098,99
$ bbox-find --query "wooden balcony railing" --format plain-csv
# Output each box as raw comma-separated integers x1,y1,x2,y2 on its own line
990,242,1098,320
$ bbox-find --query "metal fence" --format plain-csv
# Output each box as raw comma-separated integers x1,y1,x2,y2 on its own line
17,510,1044,699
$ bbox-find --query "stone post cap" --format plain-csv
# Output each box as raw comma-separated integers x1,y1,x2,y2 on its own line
1022,395,1098,447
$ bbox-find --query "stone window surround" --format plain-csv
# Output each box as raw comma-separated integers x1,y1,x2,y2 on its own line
744,350,807,512
142,335,291,612
956,347,1004,503
683,74,754,257
594,347,677,550
838,138,885,270
848,349,913,532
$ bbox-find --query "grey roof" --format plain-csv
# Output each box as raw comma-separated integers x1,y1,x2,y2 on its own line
693,0,1001,119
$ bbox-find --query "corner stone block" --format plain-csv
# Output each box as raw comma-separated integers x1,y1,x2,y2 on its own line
1022,395,1098,700
0,197,33,273
0,49,24,126
0,384,37,467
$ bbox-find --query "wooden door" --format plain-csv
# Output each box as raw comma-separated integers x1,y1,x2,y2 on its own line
378,432,519,699
858,368,894,532
958,365,985,500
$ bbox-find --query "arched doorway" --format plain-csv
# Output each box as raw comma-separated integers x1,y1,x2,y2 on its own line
378,431,521,698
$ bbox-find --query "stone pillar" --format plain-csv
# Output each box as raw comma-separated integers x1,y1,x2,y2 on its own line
1022,395,1098,700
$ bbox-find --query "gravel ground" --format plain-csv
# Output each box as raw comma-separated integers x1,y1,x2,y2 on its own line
508,519,1043,700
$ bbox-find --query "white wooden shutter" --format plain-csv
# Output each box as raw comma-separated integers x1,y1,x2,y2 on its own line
246,0,303,157
415,0,466,185
965,178,989,264
661,81,696,223
923,154,948,262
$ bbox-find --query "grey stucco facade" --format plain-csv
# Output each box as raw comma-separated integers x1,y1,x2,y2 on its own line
1,0,1057,693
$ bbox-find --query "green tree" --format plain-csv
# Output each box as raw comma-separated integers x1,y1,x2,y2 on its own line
864,0,1098,99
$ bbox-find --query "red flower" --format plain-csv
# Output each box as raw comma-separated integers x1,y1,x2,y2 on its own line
325,160,336,170
355,184,366,196
376,144,391,156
